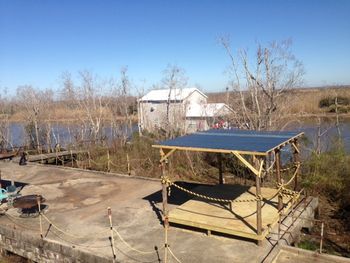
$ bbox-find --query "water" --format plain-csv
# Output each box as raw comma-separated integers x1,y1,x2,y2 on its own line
4,119,350,152
5,122,138,149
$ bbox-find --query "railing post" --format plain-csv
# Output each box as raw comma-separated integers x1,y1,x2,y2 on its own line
37,195,43,239
108,207,117,261
320,221,324,253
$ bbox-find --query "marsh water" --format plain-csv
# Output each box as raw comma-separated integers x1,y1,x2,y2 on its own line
4,118,350,152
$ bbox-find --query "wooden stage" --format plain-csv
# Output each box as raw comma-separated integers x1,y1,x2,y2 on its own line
168,184,296,241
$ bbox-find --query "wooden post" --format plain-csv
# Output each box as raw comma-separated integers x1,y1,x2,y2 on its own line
107,150,110,172
0,170,2,189
88,150,91,168
37,195,43,239
70,150,74,168
127,153,131,175
293,140,300,191
320,221,324,253
275,150,283,212
218,153,224,184
161,160,169,263
254,156,263,246
108,207,117,261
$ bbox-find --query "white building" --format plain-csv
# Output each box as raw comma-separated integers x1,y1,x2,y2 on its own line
138,87,232,133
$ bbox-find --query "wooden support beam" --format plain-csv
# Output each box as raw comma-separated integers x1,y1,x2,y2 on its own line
275,150,283,212
254,156,263,246
293,140,300,191
217,153,224,184
160,148,176,163
232,151,260,176
160,162,169,219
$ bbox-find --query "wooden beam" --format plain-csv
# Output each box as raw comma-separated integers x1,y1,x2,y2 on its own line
275,150,283,212
291,142,300,154
152,145,267,156
255,157,263,246
232,151,260,176
161,162,169,220
217,153,224,184
293,140,300,191
159,148,176,163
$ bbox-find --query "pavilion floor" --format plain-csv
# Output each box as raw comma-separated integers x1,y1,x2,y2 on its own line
168,184,296,241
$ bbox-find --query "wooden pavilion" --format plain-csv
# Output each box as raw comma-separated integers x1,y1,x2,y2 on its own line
152,129,304,246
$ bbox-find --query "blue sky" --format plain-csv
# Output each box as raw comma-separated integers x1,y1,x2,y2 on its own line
0,0,350,95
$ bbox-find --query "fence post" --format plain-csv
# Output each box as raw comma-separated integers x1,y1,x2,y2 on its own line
107,150,111,172
70,150,74,168
320,221,324,253
37,195,43,239
108,207,116,261
88,151,91,168
127,154,131,175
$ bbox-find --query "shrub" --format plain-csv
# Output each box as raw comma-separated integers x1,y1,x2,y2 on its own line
319,96,350,108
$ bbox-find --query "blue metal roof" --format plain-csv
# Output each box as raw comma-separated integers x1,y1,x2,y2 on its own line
153,129,303,154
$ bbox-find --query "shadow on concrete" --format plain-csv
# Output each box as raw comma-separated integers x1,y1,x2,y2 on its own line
143,181,211,225
0,179,28,193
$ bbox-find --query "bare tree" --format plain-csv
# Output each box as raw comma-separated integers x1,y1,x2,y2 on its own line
0,88,12,150
61,71,111,144
162,65,188,137
220,37,304,130
16,86,54,152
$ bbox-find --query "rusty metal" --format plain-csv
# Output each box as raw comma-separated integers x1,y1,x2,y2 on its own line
13,195,45,209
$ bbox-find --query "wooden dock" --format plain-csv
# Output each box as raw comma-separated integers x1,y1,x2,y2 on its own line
27,150,86,162
168,184,296,241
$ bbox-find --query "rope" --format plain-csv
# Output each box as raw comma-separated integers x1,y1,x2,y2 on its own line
41,214,109,238
113,228,157,255
3,212,38,230
162,177,257,203
167,246,182,263
282,164,300,188
109,160,128,169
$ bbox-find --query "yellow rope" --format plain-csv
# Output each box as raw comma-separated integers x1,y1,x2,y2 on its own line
41,214,109,238
113,228,156,255
167,246,182,263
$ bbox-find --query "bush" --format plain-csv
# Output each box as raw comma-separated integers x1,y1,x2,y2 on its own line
319,96,350,108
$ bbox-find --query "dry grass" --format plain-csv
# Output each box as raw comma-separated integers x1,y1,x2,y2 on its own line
207,86,350,116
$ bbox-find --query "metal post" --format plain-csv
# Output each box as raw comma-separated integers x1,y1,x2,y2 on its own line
108,207,117,261
37,195,43,239
275,150,283,212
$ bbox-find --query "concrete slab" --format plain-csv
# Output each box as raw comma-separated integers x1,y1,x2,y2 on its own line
0,161,313,262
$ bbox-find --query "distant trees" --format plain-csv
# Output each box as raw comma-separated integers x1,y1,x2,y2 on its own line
220,37,304,130
162,65,188,138
16,86,54,152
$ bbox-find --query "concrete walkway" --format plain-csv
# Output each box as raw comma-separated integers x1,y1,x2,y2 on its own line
0,161,313,262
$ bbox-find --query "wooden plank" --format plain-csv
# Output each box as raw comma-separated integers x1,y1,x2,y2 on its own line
168,184,295,242
28,150,86,162
232,151,259,176
152,145,267,156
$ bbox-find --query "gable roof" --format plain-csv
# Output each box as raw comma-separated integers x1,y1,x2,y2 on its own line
140,87,207,102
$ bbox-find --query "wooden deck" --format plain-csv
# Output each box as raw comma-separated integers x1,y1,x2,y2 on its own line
28,150,86,162
168,184,296,241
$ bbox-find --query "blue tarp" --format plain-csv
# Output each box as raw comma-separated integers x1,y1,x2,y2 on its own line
154,129,303,154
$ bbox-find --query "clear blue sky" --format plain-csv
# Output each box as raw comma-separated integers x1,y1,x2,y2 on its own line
1,0,350,95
